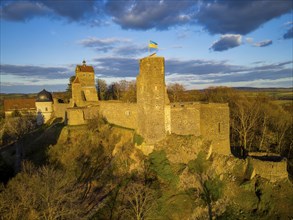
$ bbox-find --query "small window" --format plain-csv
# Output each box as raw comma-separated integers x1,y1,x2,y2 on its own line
218,123,221,133
45,107,48,111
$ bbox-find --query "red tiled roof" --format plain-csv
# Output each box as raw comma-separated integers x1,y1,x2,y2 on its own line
76,65,94,72
4,98,36,111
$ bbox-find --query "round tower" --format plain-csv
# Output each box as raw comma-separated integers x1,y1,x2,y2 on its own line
35,89,53,125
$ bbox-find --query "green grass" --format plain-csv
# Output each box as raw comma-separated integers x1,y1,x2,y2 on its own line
133,133,144,145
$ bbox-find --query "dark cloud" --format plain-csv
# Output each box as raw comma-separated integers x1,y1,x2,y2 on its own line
105,0,197,30
1,84,67,94
42,0,97,21
0,0,101,22
0,1,49,21
283,27,293,39
253,40,272,47
210,34,242,51
214,68,292,84
2,58,292,92
1,0,292,36
165,59,243,75
197,0,293,35
0,64,71,79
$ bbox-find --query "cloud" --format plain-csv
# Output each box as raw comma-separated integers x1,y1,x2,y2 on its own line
283,27,293,39
105,0,197,30
114,45,148,56
78,37,131,52
2,58,292,93
78,37,148,56
253,40,273,47
0,0,102,23
245,37,254,44
210,34,242,51
0,1,49,21
1,0,292,37
196,0,293,35
1,84,67,94
0,64,71,79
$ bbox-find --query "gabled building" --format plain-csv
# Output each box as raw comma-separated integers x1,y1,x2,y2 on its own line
4,98,36,117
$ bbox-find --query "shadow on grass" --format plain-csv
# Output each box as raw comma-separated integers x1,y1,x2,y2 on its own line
24,118,65,166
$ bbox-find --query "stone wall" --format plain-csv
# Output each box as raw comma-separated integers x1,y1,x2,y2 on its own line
67,108,86,125
170,102,201,136
200,103,230,155
99,101,137,129
248,157,288,181
53,102,70,119
83,105,100,120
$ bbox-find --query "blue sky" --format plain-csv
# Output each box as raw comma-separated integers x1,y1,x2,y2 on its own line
0,0,292,93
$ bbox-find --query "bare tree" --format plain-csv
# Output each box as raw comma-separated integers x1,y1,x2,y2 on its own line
97,79,108,100
230,97,261,151
121,182,156,220
167,83,185,102
3,114,36,172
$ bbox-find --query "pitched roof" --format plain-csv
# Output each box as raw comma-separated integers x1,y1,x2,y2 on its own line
76,65,94,72
4,98,36,111
73,76,80,84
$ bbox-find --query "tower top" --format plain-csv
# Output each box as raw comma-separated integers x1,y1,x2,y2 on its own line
82,60,86,66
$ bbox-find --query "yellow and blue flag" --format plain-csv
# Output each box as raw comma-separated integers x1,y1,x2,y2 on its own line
149,40,158,49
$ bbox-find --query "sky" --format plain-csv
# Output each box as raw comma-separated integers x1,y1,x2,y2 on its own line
0,0,292,93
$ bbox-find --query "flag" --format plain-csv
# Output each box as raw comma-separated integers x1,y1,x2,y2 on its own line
149,40,158,49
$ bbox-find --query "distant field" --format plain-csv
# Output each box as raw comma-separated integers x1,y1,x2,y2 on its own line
236,88,293,100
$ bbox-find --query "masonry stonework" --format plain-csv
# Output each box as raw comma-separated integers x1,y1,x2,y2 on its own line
99,101,137,129
137,55,170,144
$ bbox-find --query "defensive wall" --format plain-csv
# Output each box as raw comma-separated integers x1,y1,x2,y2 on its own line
99,101,137,130
200,103,230,155
170,102,201,136
52,101,70,119
248,157,288,182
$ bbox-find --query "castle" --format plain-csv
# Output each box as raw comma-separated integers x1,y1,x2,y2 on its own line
4,54,231,155
4,54,290,182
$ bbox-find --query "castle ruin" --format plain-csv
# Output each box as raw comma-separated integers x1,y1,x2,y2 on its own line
67,54,231,155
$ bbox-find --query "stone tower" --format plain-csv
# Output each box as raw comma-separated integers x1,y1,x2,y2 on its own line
74,60,98,102
136,54,170,144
